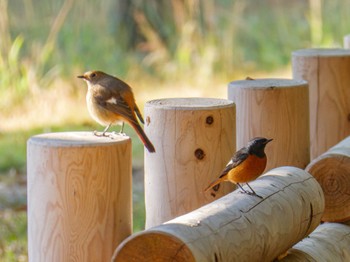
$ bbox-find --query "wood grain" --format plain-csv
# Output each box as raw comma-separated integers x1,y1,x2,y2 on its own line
306,135,350,222
292,48,350,159
279,223,350,261
113,166,324,262
144,98,236,229
27,132,132,262
228,78,310,170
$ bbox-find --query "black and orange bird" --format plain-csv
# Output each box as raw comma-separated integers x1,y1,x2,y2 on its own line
204,137,272,198
78,70,155,153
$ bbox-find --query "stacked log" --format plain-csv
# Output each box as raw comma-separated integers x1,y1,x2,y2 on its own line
306,136,350,222
113,167,324,262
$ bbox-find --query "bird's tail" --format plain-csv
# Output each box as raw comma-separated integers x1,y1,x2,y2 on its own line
130,122,155,153
204,177,224,192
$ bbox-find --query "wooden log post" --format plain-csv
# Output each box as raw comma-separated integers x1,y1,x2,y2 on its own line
306,135,350,222
27,132,132,262
112,167,324,262
292,48,350,159
144,98,235,229
228,78,310,170
279,223,350,261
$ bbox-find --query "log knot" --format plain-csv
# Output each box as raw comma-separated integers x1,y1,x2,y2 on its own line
194,148,205,160
206,115,214,125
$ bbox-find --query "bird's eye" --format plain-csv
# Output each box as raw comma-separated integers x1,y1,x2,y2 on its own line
91,73,96,78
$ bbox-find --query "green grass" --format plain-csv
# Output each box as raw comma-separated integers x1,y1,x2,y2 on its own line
0,211,27,262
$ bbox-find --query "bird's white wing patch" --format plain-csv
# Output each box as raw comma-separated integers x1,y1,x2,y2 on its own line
106,97,118,104
226,159,233,166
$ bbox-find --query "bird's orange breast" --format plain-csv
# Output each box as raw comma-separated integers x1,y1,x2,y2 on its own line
227,154,267,183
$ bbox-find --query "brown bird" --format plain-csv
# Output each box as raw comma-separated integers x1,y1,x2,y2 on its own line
78,70,155,153
204,137,272,198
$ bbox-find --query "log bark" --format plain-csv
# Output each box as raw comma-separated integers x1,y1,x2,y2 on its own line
27,132,132,262
144,98,236,228
279,223,350,262
113,166,324,262
292,48,350,159
228,78,310,170
306,135,350,222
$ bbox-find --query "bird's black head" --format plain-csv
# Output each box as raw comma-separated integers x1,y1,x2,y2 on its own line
247,137,273,157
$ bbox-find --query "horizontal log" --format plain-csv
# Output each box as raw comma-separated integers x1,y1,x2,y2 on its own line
306,135,350,222
113,167,324,262
279,223,350,261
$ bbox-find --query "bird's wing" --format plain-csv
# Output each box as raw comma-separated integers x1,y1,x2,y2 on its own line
134,105,144,124
95,92,139,125
219,148,249,178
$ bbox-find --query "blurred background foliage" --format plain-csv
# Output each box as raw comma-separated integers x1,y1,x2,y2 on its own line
1,0,350,260
1,0,349,112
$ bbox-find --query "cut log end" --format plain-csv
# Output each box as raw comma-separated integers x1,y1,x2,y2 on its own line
112,232,194,262
28,131,131,147
306,155,350,222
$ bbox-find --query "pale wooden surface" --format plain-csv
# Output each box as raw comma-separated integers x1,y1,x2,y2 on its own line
306,135,350,222
27,132,132,262
279,223,350,262
292,48,350,160
144,98,236,229
113,167,324,262
228,78,310,170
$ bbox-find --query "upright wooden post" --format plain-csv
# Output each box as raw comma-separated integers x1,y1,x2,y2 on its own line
279,223,350,261
292,48,350,159
306,135,350,222
144,98,235,228
112,167,324,262
228,78,310,170
27,132,132,262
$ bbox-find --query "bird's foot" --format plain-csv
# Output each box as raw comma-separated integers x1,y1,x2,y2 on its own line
251,192,263,199
113,131,126,136
239,190,263,199
93,130,109,137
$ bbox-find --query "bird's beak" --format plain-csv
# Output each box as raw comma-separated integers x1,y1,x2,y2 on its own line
265,138,273,144
77,75,86,79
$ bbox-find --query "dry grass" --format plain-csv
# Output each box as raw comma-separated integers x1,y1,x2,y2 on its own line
0,66,291,132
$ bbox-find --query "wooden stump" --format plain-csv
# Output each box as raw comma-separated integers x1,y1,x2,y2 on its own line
279,223,350,261
144,98,235,228
228,78,310,170
306,135,350,222
112,167,324,262
27,132,132,262
292,48,350,159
